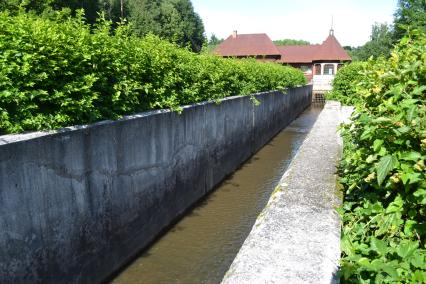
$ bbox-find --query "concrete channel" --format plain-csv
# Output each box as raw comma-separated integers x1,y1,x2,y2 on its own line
0,87,312,283
111,106,323,283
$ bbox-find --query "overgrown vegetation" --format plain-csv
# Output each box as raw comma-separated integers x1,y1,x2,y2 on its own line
0,10,306,134
325,62,366,106
337,31,426,283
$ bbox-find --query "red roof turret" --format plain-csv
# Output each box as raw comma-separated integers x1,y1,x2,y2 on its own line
312,33,351,61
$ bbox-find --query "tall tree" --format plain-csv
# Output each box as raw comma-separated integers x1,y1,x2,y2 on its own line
208,34,223,46
350,23,394,61
0,0,102,22
99,0,126,23
50,0,100,23
128,0,205,52
0,0,52,13
393,0,426,40
0,0,205,52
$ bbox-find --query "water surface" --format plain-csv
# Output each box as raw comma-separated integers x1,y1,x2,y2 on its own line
112,106,323,284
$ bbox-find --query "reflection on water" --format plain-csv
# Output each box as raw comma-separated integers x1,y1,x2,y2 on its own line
111,106,323,284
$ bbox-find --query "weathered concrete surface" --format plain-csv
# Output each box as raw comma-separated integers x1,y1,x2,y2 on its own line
0,86,311,284
222,101,353,284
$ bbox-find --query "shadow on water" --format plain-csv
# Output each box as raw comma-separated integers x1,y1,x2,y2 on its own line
111,105,323,284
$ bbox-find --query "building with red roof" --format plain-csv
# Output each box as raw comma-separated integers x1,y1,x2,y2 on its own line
214,32,281,61
214,29,351,98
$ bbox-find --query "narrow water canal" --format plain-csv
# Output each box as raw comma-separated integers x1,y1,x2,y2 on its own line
111,106,323,284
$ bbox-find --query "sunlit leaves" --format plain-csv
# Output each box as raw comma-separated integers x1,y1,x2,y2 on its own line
337,31,425,283
0,10,306,134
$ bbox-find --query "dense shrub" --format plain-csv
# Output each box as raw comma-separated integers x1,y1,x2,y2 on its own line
325,62,366,105
337,31,426,283
0,10,306,134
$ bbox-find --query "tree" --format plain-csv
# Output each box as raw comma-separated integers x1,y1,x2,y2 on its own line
128,0,205,52
0,0,102,23
273,39,310,46
50,0,101,23
208,34,223,46
0,0,205,52
203,33,223,52
393,0,426,40
99,0,126,23
0,0,52,13
350,23,393,61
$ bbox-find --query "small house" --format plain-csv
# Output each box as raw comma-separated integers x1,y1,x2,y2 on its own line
214,29,351,101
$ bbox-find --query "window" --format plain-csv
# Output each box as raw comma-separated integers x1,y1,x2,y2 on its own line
337,64,344,71
314,64,321,75
300,65,312,73
324,64,334,75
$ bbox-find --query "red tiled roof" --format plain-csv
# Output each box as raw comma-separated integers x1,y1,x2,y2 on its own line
277,45,319,63
312,34,351,61
214,33,281,57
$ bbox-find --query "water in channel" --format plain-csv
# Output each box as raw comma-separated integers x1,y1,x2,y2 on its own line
111,106,323,284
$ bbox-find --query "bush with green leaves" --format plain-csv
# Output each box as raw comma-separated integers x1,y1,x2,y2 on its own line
325,61,366,106
337,31,426,283
0,10,306,134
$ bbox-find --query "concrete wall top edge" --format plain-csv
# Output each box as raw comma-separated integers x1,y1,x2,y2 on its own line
0,87,310,146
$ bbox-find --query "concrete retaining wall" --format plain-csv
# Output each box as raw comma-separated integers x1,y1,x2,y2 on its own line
0,86,311,284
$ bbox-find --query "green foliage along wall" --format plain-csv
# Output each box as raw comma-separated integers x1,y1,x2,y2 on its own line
337,31,426,283
325,62,366,105
0,10,306,135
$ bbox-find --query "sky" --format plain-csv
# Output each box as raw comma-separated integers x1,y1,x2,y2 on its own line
191,0,398,47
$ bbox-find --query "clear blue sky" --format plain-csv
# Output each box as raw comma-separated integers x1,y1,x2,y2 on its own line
191,0,398,46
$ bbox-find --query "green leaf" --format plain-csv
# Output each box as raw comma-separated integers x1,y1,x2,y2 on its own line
404,220,417,236
397,125,410,134
370,237,388,255
412,85,426,96
400,151,421,161
407,105,417,121
369,259,385,270
396,240,418,258
413,188,426,197
412,270,426,283
366,155,377,163
341,235,355,256
401,172,415,185
373,139,384,152
385,195,404,214
376,155,398,185
358,257,370,267
382,265,398,279
410,251,425,269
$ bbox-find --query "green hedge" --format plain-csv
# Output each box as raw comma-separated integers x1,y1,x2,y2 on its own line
338,31,426,283
0,10,306,134
325,61,366,106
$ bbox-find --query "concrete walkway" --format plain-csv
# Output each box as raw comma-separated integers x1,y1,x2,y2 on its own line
221,101,353,284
